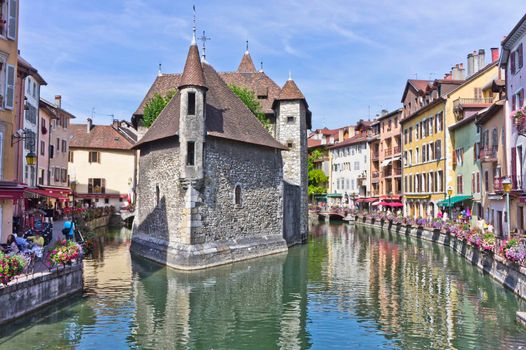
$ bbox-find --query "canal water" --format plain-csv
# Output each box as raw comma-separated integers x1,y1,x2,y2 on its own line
0,222,526,349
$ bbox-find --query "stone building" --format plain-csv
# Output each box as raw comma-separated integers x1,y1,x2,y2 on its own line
131,34,310,269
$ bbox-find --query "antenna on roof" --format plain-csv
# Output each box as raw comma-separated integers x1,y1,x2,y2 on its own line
246,40,249,53
191,5,197,45
158,63,162,77
260,61,264,72
198,30,211,61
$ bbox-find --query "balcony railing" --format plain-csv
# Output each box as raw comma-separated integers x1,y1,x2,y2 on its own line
393,167,402,176
372,171,379,178
384,148,392,157
453,97,494,120
393,146,401,154
479,147,497,162
372,152,379,160
494,175,523,193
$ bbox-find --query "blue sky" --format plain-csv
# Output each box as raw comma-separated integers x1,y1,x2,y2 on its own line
20,1,525,129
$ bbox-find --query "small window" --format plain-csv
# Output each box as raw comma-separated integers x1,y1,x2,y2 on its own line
188,92,196,115
186,141,195,166
156,185,160,206
89,151,100,163
287,141,293,148
68,151,74,163
287,116,295,124
234,184,242,207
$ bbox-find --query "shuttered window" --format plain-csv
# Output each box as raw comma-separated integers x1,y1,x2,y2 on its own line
4,64,14,109
512,49,516,74
7,0,16,40
519,43,524,70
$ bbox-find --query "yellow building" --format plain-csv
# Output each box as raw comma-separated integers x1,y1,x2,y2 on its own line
401,54,500,219
401,97,449,218
68,119,138,208
0,0,21,242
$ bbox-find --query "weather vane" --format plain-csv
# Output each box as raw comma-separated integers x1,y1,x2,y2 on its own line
199,30,211,60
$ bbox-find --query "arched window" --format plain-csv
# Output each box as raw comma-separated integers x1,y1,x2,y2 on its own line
156,185,160,206
234,184,242,207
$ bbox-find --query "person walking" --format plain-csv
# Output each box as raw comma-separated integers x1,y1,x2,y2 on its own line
62,217,75,241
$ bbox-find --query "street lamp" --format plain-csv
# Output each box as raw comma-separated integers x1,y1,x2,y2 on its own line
447,186,453,220
502,177,512,238
25,150,37,166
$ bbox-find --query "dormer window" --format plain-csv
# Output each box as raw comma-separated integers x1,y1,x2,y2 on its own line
187,92,196,115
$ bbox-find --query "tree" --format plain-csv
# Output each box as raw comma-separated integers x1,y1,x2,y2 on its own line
143,89,177,127
228,84,270,129
308,149,328,196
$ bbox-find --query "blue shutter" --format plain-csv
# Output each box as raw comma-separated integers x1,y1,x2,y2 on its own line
7,0,16,40
5,64,15,110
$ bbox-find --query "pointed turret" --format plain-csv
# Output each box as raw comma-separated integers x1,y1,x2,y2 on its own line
179,35,207,90
276,77,306,102
237,42,257,73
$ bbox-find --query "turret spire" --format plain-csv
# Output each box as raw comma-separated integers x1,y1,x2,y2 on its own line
191,5,197,45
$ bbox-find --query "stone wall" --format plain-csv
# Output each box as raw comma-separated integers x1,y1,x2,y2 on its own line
131,137,289,270
0,264,83,324
275,100,308,242
132,138,183,244
198,138,284,243
356,219,526,300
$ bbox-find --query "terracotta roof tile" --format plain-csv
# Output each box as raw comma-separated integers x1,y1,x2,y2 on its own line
276,79,305,101
178,44,206,89
70,124,136,150
134,74,180,115
237,51,257,73
219,71,281,114
308,139,322,148
135,62,286,150
327,133,368,150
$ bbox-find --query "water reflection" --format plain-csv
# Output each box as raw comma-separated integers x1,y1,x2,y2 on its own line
0,223,525,349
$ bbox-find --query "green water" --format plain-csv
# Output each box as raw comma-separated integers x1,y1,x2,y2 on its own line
0,223,525,349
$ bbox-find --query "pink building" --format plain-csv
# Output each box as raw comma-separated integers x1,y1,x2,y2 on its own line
500,13,526,232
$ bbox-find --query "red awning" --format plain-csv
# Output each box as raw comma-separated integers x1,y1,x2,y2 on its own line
0,182,26,200
363,198,377,203
75,193,124,199
0,189,25,200
25,188,69,200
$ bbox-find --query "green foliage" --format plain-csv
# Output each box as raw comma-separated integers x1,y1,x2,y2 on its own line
143,89,178,127
228,84,270,129
308,149,328,196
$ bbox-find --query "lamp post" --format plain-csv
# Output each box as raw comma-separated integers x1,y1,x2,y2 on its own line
447,186,453,220
502,177,512,239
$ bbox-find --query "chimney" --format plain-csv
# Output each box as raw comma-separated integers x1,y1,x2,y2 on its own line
87,118,93,133
467,53,474,77
473,50,479,73
112,119,120,129
54,95,62,108
381,109,388,116
451,65,458,80
491,48,499,62
458,63,465,79
478,49,485,70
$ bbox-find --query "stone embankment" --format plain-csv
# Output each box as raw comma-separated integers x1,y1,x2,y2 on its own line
355,217,526,300
0,264,83,325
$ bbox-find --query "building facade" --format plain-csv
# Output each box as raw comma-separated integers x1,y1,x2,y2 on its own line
500,14,526,235
376,109,403,203
69,119,137,208
0,0,21,242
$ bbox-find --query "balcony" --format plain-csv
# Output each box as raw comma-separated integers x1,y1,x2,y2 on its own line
479,147,497,163
384,148,392,157
453,97,494,120
393,167,402,176
371,171,379,183
393,146,401,155
372,152,379,161
494,175,523,193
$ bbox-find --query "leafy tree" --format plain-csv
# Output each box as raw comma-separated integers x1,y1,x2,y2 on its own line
228,84,270,129
143,89,177,127
308,149,328,196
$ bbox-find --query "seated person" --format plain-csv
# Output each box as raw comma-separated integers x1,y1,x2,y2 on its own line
27,232,44,247
6,234,29,252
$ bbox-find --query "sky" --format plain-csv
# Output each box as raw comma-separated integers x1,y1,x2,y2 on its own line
20,1,526,129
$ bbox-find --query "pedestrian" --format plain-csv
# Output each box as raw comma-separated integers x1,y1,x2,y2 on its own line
62,216,76,241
